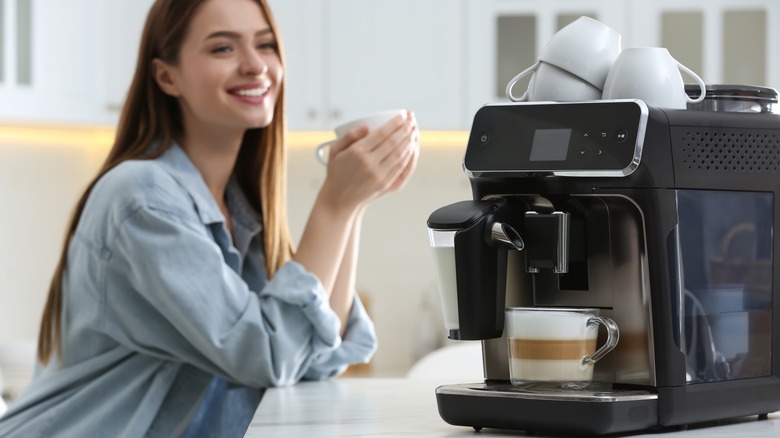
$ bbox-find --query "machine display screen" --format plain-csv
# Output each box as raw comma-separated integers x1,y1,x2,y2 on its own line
529,128,571,161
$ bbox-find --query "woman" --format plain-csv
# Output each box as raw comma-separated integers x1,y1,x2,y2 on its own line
0,0,419,436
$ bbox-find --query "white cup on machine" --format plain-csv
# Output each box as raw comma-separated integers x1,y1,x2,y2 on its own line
525,62,603,102
602,47,706,109
315,109,407,165
506,16,622,102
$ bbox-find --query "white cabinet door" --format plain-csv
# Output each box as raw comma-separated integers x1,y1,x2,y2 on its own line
629,0,780,91
99,0,156,124
0,0,154,125
271,0,464,130
0,0,103,124
267,0,325,131
326,0,463,130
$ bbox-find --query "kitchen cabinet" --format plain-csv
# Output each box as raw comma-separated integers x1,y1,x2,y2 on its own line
269,0,464,130
463,0,780,117
266,0,325,131
2,1,778,128
628,0,780,90
0,0,105,124
0,0,152,125
99,0,156,119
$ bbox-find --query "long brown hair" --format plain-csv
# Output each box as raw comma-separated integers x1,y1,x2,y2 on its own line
38,0,293,363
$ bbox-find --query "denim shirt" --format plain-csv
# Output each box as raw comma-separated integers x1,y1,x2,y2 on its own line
0,144,378,437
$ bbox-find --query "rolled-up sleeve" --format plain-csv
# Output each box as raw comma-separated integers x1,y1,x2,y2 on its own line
303,294,378,380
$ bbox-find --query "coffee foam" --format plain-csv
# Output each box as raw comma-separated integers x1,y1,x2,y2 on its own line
505,310,598,340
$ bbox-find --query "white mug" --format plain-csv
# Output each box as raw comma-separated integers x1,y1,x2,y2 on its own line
506,16,622,101
537,16,622,89
506,61,602,102
315,109,407,165
602,47,706,109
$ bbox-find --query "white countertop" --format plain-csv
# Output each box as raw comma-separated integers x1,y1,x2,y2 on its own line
244,378,780,437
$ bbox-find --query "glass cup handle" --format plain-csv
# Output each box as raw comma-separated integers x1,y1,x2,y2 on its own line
506,61,539,102
315,140,335,165
676,60,706,104
582,316,620,367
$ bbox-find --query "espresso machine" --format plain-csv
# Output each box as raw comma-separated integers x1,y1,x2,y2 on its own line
427,99,780,434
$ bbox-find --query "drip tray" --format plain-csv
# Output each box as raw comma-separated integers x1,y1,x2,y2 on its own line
435,382,659,435
438,381,658,402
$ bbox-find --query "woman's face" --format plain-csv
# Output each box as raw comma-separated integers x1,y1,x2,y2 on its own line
157,0,283,132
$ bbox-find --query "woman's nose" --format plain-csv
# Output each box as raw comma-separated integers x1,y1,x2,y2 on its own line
240,50,269,76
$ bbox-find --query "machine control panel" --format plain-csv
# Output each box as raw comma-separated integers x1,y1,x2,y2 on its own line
464,100,648,177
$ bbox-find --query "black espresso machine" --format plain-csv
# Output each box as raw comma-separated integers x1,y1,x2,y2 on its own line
426,99,780,434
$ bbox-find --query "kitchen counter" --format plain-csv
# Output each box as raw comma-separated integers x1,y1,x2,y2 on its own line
244,378,780,437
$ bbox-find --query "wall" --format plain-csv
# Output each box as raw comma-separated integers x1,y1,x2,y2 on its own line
0,131,109,344
0,129,471,376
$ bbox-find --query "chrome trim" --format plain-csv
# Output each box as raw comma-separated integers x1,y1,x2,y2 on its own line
491,222,525,250
553,211,569,273
435,383,658,403
462,99,650,178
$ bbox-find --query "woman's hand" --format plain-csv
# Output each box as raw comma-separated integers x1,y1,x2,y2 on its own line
295,111,417,295
319,111,418,212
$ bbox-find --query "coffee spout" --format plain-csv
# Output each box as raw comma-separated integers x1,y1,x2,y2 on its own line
491,222,525,251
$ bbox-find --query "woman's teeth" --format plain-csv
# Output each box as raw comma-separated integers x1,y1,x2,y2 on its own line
233,88,266,97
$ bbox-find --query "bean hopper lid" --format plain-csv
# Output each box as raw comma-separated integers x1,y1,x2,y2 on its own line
685,84,778,113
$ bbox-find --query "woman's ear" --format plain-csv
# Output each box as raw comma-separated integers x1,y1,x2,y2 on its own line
152,58,180,97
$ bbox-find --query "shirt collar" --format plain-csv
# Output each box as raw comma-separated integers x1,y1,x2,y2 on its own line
154,143,223,225
155,143,263,238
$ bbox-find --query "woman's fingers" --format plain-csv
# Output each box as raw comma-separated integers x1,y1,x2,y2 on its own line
322,111,418,208
384,131,420,193
328,124,370,161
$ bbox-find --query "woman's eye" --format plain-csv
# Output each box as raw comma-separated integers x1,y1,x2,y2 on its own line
257,42,278,51
212,45,232,54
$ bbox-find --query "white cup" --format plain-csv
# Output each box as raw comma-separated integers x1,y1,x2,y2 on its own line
315,109,407,165
529,61,604,102
505,307,619,389
507,16,621,101
538,16,622,89
602,47,706,109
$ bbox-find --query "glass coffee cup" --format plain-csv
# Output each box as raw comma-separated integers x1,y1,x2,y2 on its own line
505,307,619,389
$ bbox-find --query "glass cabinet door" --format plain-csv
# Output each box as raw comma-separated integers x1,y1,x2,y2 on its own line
630,0,777,90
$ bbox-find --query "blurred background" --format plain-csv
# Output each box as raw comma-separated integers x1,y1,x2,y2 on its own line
1,0,778,402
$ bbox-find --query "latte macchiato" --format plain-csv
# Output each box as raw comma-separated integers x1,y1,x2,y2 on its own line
505,307,619,388
508,337,598,382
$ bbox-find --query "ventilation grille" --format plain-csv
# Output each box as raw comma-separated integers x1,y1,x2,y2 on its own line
680,129,780,172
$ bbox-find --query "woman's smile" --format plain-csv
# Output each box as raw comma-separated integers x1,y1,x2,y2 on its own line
227,82,271,104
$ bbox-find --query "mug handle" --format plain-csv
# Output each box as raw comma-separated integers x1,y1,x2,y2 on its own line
315,140,335,165
505,61,539,102
676,60,706,104
582,316,619,367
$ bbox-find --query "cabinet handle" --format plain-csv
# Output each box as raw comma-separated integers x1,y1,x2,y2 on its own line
306,109,318,120
330,109,341,121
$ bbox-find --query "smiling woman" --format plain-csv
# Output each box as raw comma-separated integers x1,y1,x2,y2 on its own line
0,0,419,436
